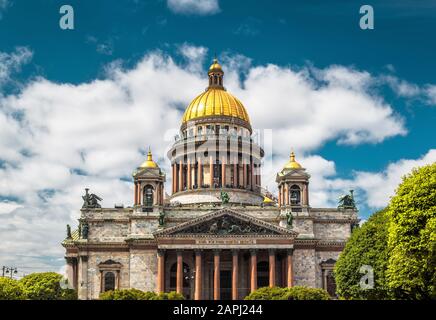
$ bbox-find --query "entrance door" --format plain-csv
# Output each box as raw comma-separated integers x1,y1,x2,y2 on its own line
220,270,232,300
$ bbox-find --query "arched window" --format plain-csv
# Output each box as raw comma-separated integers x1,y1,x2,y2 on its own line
257,261,269,288
290,185,301,205
104,272,115,292
143,185,154,208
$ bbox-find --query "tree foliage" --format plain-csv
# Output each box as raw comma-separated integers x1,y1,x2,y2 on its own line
0,277,24,300
387,163,436,300
334,209,391,299
99,289,184,300
19,272,77,300
244,286,330,300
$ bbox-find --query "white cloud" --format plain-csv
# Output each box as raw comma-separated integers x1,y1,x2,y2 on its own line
0,46,428,272
167,0,220,15
0,46,32,86
350,149,436,207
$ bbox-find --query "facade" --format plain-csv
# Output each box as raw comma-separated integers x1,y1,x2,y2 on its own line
62,59,359,300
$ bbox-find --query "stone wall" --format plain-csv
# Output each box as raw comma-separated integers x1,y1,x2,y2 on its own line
85,251,130,300
314,222,350,239
129,249,158,292
292,249,316,287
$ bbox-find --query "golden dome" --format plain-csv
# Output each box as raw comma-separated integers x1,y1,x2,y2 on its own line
182,88,250,124
139,148,158,169
284,151,302,170
183,58,250,124
209,58,223,73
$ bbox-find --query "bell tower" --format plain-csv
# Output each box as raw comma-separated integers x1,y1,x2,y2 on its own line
276,151,310,210
133,148,165,212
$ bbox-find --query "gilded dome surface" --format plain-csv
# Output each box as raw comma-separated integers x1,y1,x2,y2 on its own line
182,88,250,124
283,152,303,170
139,149,158,169
182,58,250,124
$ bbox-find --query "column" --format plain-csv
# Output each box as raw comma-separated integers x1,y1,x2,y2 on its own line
243,163,247,189
213,250,220,300
278,185,282,206
179,160,183,191
176,251,183,294
194,250,202,300
134,182,138,205
137,183,141,205
249,160,254,190
233,161,238,188
198,158,202,187
285,183,289,206
221,156,226,187
187,158,192,190
250,250,257,292
269,250,276,287
171,164,175,193
232,250,239,300
287,249,294,287
209,155,214,187
157,250,165,293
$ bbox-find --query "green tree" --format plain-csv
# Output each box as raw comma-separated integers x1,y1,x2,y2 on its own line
0,277,24,300
244,286,330,300
334,209,391,299
387,163,436,300
19,272,77,300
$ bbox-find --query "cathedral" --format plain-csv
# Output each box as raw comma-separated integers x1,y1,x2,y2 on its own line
62,59,359,300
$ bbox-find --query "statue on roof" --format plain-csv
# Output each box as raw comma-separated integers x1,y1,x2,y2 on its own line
82,188,102,209
66,224,72,239
338,190,357,210
219,190,230,205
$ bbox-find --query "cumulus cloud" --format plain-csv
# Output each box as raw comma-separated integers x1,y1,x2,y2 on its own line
0,45,430,272
167,0,220,15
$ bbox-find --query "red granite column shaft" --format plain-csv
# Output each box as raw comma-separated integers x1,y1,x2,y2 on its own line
213,250,220,300
176,251,183,294
232,250,239,300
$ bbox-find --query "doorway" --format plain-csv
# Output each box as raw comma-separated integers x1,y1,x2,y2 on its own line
220,270,232,300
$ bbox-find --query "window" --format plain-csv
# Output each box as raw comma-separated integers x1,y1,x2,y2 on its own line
290,185,301,205
144,185,154,208
104,272,115,292
197,126,203,135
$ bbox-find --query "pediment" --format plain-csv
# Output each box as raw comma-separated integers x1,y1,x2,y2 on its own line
133,168,163,179
154,208,297,237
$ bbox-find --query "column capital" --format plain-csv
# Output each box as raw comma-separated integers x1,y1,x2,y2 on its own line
287,248,294,255
268,249,276,255
157,249,166,257
231,249,239,256
213,249,221,255
249,249,258,255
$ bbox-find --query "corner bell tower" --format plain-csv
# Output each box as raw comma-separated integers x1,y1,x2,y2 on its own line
276,151,310,210
133,148,165,212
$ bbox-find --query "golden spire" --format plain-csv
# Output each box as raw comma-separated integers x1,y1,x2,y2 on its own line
284,150,302,170
139,147,158,169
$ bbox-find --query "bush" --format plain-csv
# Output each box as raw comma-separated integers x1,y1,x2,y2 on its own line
0,277,24,300
19,272,77,300
99,289,184,300
245,286,330,300
387,163,436,300
334,209,392,299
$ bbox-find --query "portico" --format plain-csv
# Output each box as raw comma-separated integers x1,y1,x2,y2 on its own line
154,209,297,300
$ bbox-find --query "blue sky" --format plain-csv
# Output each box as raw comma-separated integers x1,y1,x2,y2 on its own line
0,0,435,274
